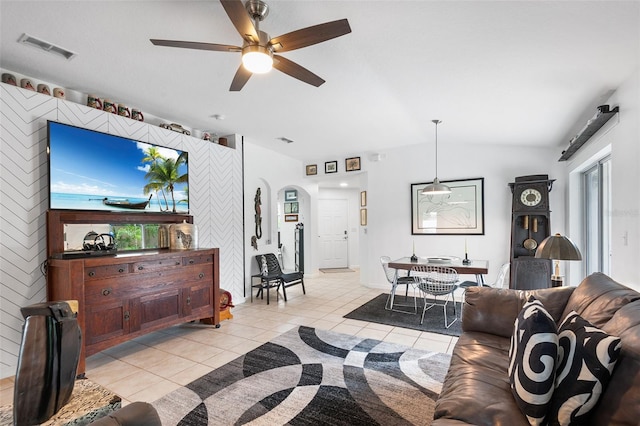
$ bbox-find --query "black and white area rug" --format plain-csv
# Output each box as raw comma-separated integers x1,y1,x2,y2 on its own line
152,326,451,425
344,294,463,337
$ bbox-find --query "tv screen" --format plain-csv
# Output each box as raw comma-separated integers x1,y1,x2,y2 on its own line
47,120,188,213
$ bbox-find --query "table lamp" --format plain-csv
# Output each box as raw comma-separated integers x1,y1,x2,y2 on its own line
534,233,582,287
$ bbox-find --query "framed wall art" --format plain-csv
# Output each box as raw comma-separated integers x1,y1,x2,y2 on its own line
306,164,317,176
360,208,367,226
360,191,367,207
325,161,338,174
346,156,361,172
284,190,297,201
410,177,485,235
284,214,298,222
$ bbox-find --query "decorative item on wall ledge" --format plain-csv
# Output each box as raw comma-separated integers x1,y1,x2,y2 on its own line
160,122,191,135
360,191,367,207
305,164,317,176
360,208,367,226
37,84,51,96
285,214,298,222
284,189,297,201
411,177,485,235
345,156,361,171
325,161,338,174
2,73,17,86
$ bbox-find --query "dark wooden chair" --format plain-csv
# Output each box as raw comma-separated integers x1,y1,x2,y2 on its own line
253,253,305,304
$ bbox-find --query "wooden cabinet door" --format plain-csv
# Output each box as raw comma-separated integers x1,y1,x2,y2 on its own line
85,299,130,347
134,288,181,332
183,282,214,318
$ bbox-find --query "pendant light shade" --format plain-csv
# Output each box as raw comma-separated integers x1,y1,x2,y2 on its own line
422,119,451,195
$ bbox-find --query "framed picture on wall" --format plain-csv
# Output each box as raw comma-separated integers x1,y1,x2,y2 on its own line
285,214,298,222
360,208,367,226
346,156,361,172
325,161,338,173
410,177,485,235
284,203,292,214
360,191,367,207
284,190,297,201
306,164,317,175
291,202,299,213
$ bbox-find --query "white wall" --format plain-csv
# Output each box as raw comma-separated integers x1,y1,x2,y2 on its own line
361,141,566,289
243,140,320,299
565,68,640,289
0,84,244,378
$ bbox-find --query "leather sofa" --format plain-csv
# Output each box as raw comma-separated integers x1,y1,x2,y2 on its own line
433,272,640,425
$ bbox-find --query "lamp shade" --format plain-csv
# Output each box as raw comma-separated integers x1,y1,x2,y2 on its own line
421,178,451,195
535,233,582,261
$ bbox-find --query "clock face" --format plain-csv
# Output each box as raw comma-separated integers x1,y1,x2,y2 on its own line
520,188,542,207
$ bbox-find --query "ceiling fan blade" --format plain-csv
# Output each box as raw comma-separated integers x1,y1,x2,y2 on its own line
269,19,351,53
273,55,325,87
230,64,252,91
150,39,241,52
220,0,259,42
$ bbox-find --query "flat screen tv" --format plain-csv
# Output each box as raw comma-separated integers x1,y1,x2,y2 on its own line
47,120,188,213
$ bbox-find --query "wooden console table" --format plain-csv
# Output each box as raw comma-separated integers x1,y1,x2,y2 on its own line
48,248,220,375
45,210,219,375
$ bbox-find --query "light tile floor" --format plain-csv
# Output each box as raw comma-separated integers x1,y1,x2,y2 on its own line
0,269,457,406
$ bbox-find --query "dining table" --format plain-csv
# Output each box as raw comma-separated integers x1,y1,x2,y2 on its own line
388,257,489,285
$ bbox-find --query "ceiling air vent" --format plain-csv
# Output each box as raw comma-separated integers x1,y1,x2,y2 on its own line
18,33,77,60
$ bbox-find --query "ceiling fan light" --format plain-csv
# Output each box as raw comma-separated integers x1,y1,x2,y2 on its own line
242,45,273,73
421,177,452,195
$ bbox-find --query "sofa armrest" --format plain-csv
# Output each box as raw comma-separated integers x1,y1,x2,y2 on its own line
462,286,576,338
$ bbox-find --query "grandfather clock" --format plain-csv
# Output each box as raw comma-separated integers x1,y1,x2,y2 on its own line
508,175,555,290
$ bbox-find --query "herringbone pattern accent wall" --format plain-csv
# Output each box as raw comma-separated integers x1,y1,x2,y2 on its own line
0,84,244,378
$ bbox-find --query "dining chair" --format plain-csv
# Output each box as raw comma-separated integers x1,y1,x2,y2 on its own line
412,265,459,328
381,256,417,314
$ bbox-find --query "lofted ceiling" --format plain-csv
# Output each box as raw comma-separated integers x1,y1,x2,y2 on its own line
1,1,639,167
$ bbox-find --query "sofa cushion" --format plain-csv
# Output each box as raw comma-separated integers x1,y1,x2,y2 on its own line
547,311,622,426
508,296,558,425
434,331,529,426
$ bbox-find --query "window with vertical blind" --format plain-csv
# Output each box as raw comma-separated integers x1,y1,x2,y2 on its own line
583,156,611,275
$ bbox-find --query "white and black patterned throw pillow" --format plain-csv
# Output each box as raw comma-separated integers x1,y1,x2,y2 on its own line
508,296,559,425
547,311,622,426
260,255,269,276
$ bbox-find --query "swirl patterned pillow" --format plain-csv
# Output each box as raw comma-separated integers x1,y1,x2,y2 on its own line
546,311,621,426
508,296,559,425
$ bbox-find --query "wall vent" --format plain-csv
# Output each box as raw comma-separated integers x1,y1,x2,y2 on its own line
18,33,77,60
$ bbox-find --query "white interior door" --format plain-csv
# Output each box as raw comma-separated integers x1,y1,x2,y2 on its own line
318,199,349,268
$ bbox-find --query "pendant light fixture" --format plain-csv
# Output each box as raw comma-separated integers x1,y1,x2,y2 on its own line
421,119,451,195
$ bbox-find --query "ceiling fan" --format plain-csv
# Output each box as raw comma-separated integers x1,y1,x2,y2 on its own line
150,0,351,91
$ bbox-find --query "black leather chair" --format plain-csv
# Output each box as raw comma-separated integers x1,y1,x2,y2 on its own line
254,253,305,304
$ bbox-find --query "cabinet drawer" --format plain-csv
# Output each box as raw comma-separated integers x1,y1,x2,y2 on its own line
84,264,213,303
182,253,213,266
85,264,131,280
132,257,182,273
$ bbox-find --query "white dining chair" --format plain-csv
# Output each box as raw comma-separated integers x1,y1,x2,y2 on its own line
381,256,418,314
412,265,459,328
